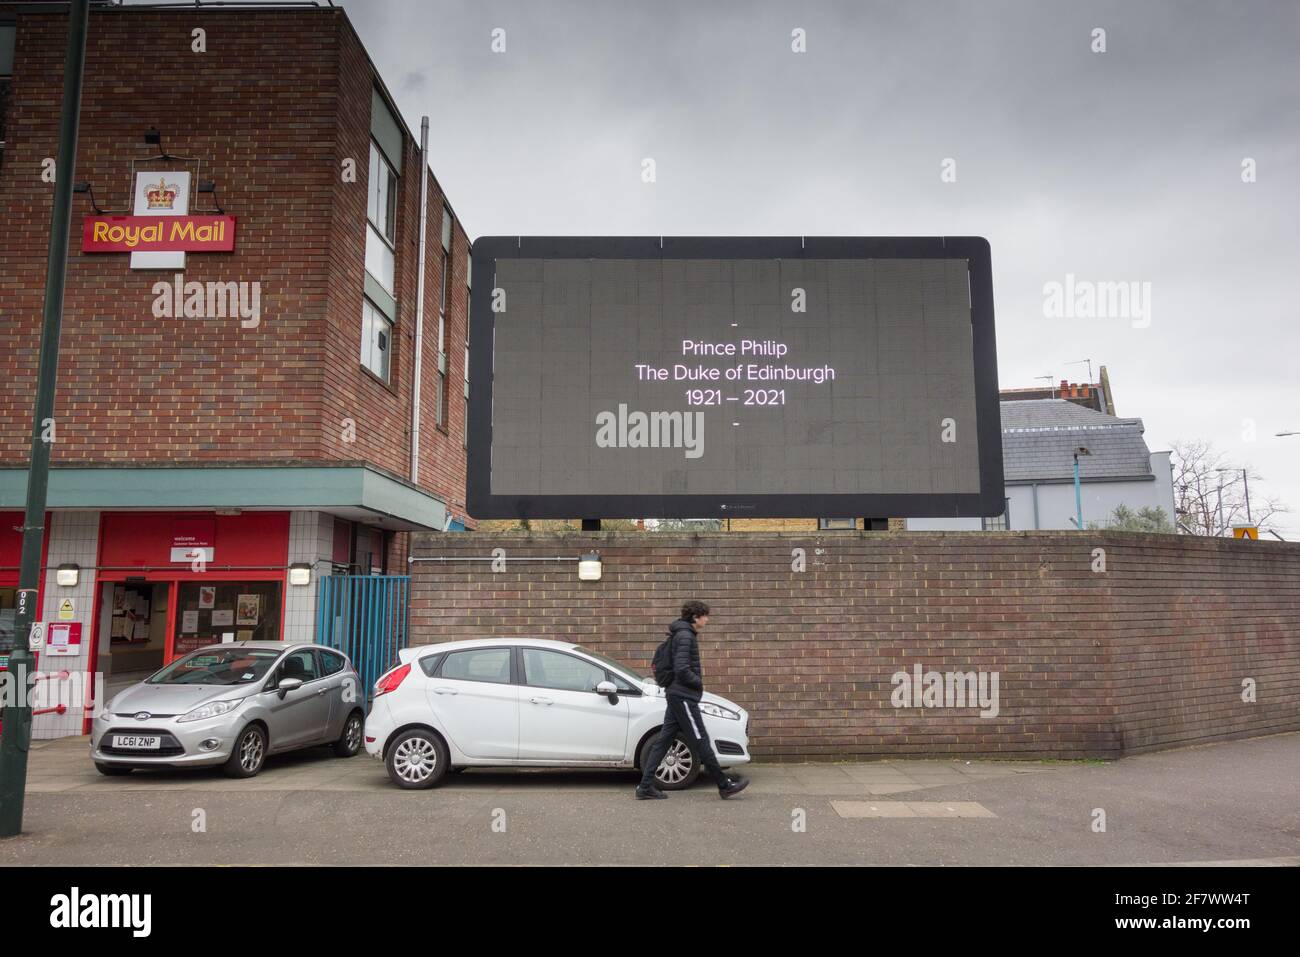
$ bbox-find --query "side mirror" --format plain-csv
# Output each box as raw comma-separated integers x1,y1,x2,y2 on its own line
277,677,303,696
596,680,618,704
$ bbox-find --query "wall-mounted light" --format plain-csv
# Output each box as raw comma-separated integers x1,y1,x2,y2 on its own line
56,563,80,587
73,182,105,215
288,563,312,587
197,179,225,215
143,126,172,160
578,552,602,582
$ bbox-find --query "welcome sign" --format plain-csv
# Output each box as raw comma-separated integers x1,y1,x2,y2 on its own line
81,215,236,253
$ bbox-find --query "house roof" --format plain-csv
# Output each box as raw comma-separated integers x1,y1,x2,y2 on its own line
1000,399,1154,483
1000,380,1105,412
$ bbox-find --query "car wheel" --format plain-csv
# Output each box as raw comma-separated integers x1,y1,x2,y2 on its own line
333,710,364,757
95,762,132,776
641,734,701,790
385,729,448,790
223,724,268,778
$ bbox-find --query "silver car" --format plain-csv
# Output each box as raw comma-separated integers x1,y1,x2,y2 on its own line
90,641,365,778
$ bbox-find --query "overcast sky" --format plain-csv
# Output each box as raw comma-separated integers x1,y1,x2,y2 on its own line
339,0,1300,535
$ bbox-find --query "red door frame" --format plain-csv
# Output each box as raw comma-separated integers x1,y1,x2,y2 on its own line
82,511,291,734
83,570,288,734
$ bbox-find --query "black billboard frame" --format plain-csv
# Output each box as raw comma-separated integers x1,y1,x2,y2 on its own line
467,236,1003,520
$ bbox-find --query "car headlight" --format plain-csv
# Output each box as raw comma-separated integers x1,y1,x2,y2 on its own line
698,702,741,721
177,699,244,723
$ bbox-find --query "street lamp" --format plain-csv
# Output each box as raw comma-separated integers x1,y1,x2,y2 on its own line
1072,446,1091,529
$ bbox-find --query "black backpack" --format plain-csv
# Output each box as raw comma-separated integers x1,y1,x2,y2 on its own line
651,630,678,688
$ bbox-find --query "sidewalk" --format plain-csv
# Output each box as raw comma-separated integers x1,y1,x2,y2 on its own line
5,733,1296,866
25,734,1060,795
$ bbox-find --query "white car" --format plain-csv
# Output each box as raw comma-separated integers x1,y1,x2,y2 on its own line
364,638,752,789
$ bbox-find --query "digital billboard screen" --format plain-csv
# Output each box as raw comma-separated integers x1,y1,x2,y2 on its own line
468,237,1001,519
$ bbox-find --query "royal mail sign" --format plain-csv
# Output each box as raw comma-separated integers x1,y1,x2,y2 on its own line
82,215,236,253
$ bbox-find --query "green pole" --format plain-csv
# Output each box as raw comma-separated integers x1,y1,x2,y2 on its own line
0,0,90,838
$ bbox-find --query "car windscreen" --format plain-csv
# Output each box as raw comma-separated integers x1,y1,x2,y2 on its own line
148,649,282,686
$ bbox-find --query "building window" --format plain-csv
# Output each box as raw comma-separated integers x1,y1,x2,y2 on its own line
818,518,857,530
982,499,1011,531
360,298,392,382
361,138,399,382
367,140,397,242
0,22,14,168
436,205,453,428
172,580,282,658
365,141,397,294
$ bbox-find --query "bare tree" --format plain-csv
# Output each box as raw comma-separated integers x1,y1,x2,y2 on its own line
1170,439,1288,536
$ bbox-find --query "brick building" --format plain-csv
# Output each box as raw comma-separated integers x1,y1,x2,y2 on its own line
0,3,472,735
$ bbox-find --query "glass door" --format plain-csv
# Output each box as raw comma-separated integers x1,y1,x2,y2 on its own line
172,580,283,658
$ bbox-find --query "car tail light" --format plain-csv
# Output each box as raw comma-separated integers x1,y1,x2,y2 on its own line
374,663,410,697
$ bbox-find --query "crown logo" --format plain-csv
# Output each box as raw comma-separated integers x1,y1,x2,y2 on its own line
144,177,179,209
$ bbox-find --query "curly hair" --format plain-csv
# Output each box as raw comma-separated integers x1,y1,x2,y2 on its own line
680,600,710,622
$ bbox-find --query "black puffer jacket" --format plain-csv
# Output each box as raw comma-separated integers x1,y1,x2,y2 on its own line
666,618,704,701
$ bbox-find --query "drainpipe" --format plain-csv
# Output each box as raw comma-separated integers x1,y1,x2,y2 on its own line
1031,483,1040,529
409,116,430,484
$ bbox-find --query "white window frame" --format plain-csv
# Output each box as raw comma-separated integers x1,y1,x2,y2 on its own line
365,141,397,295
360,298,393,382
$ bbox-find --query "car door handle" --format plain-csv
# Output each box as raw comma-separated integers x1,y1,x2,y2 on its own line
529,696,553,705
317,689,327,696
433,687,459,695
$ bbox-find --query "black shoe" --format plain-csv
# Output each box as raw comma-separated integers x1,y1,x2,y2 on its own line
719,776,750,799
636,784,667,800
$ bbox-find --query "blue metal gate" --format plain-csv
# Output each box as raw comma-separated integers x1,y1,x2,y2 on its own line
315,574,409,699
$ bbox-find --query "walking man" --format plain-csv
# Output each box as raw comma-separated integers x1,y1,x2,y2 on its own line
636,600,749,800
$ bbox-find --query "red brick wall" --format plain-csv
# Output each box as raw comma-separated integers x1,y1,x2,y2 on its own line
316,20,469,522
408,531,1300,760
0,8,469,518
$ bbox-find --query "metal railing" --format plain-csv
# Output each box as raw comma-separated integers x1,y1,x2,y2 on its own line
315,574,409,701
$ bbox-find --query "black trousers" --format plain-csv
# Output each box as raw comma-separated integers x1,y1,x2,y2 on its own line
639,693,731,788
